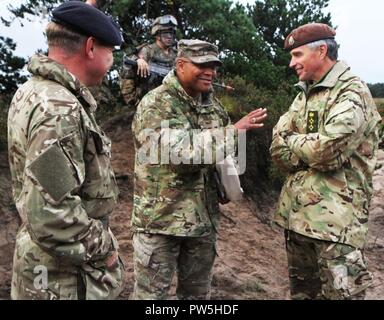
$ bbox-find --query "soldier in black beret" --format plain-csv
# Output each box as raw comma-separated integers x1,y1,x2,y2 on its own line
43,0,122,87
8,1,125,299
52,0,122,47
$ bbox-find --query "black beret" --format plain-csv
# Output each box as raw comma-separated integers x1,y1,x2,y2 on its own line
284,23,336,51
52,1,122,46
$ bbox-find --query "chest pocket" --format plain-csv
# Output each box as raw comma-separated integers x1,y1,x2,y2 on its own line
196,103,225,130
81,129,119,218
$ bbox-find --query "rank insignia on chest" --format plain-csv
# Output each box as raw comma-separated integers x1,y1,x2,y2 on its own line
306,111,318,133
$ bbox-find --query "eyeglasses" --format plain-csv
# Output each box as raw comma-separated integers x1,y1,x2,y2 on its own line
159,15,177,26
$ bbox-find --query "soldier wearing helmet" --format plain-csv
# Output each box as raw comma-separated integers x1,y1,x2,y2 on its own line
120,15,178,108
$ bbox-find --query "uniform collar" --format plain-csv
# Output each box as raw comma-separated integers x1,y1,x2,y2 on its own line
28,54,98,112
295,60,350,94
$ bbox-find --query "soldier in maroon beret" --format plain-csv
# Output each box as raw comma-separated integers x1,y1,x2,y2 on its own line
270,23,381,300
284,23,337,82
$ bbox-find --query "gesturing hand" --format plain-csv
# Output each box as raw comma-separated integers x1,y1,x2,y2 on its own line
234,108,268,130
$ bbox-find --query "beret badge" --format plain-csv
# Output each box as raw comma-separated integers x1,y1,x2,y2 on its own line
288,36,295,47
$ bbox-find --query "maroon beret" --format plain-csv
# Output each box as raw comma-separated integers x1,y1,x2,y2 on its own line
284,23,336,51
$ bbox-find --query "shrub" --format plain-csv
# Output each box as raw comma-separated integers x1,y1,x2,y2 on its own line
216,76,297,204
0,95,11,152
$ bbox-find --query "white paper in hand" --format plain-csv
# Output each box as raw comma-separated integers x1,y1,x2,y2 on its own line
216,155,244,202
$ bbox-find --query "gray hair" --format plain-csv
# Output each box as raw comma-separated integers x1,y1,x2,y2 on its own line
307,38,338,61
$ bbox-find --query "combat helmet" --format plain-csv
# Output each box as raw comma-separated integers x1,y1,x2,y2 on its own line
151,15,177,35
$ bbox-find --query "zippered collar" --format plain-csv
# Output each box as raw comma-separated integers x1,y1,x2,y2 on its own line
28,54,98,112
295,60,350,94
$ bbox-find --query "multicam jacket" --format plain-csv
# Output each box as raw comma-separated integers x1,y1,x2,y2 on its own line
138,42,177,68
132,71,236,237
270,61,381,249
8,54,122,299
120,42,177,106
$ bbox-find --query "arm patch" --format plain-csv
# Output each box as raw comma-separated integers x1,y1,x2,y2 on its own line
28,142,78,203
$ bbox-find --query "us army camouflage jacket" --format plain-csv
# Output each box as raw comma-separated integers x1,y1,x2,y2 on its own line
270,61,381,249
120,42,177,106
8,54,122,299
132,71,236,236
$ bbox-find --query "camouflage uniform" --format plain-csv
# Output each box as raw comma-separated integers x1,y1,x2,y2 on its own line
131,68,236,299
120,43,177,107
8,54,123,300
270,61,381,299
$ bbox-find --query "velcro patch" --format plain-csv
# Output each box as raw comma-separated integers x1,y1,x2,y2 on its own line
28,142,78,202
307,111,319,133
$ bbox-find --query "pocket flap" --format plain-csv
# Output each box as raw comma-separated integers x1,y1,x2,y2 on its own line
91,130,111,156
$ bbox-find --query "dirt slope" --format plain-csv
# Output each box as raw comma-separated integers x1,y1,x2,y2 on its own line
0,117,383,300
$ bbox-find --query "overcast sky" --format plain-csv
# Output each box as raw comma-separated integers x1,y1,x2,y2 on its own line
1,0,383,83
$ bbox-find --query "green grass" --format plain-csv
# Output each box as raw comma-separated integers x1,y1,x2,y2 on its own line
374,98,384,119
374,98,384,114
375,99,384,148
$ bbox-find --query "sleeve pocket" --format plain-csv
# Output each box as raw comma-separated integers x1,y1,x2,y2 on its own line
91,130,112,156
27,138,80,204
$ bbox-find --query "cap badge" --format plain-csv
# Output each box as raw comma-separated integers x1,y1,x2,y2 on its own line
288,36,295,46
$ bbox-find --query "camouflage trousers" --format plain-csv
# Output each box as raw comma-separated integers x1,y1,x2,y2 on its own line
285,230,373,300
11,225,124,300
132,232,216,300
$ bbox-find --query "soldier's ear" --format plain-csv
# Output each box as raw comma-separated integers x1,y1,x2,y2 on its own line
176,59,186,73
85,37,95,59
319,44,328,60
176,58,184,74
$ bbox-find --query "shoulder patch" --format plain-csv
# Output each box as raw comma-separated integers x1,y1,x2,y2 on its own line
28,142,78,203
